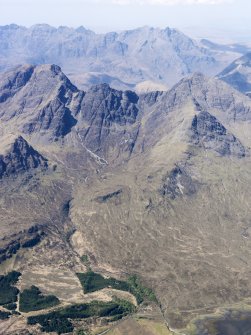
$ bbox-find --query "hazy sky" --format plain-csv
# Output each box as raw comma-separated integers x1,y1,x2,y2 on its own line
0,0,250,41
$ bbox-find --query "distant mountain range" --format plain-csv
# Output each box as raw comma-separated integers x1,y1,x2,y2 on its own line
218,52,251,97
1,22,251,335
0,24,245,91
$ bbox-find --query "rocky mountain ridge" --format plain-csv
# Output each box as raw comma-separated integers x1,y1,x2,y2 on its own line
0,64,251,335
218,52,251,97
0,24,241,91
0,135,47,178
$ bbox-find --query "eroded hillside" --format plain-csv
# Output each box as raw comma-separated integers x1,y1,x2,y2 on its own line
0,64,251,334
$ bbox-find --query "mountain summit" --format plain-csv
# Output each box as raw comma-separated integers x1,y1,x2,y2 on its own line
0,135,48,178
0,24,238,90
0,65,251,334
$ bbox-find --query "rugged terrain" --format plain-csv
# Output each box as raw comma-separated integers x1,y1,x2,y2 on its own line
0,24,243,91
218,52,251,97
0,64,251,334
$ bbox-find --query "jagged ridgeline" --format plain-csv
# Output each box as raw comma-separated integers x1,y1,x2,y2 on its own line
0,64,251,335
218,52,251,97
0,24,240,91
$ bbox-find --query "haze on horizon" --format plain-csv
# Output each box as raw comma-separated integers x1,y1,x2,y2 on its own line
0,0,250,42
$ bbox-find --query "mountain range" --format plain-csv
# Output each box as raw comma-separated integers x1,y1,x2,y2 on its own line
0,24,245,92
218,52,251,97
0,62,251,334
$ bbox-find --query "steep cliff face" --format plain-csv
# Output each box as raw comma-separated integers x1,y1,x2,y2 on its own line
0,65,35,104
159,72,251,123
76,84,140,159
1,65,249,156
0,135,47,178
190,111,246,157
0,64,79,139
0,65,251,333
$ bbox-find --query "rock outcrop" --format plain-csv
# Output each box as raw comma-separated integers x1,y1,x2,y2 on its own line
190,111,245,157
0,64,79,139
0,65,251,332
0,135,47,178
161,166,198,199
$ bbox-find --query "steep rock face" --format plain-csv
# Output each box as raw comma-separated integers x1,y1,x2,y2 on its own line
0,136,47,178
0,24,232,90
185,73,251,127
190,111,246,157
1,66,249,159
74,74,250,163
140,90,164,107
0,64,79,139
217,53,251,96
1,66,251,332
22,97,77,137
160,72,251,122
77,84,140,158
79,84,139,126
0,65,34,104
134,72,251,159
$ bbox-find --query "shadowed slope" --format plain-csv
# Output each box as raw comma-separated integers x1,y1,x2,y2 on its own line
0,66,250,333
